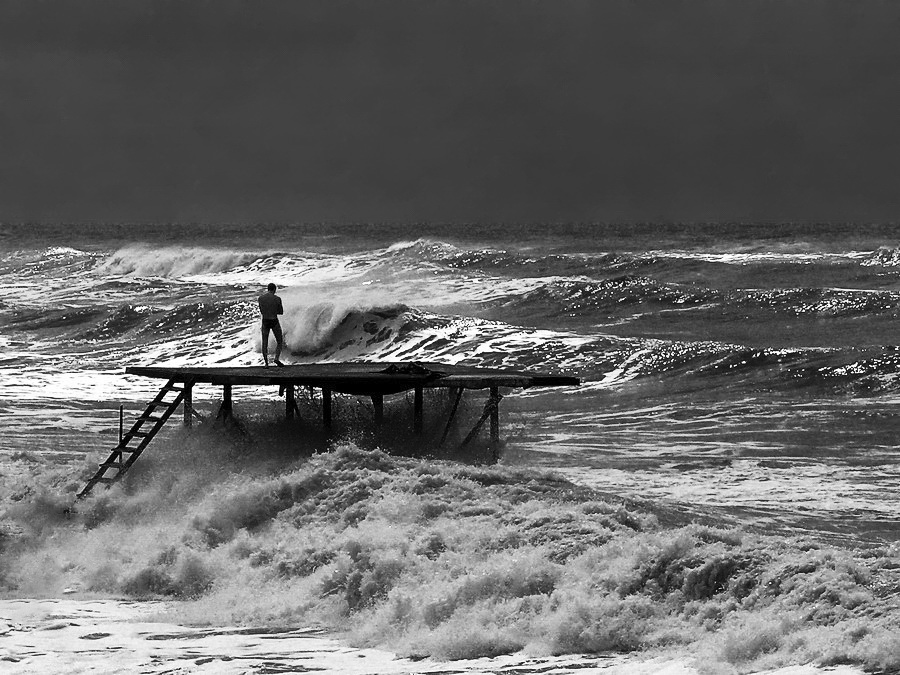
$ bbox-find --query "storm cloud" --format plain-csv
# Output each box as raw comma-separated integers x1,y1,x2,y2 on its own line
2,0,899,223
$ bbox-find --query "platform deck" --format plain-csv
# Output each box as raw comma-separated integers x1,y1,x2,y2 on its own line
78,362,578,497
126,362,579,396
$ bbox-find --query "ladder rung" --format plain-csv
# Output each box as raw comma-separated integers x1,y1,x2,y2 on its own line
79,381,185,498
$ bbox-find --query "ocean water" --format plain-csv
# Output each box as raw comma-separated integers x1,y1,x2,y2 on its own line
1,222,899,673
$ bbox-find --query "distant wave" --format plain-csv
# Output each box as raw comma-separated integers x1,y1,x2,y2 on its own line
596,337,900,395
733,287,900,317
4,306,106,331
384,238,650,278
649,249,865,264
0,246,100,278
490,277,900,322
861,246,900,267
96,245,261,278
495,276,713,316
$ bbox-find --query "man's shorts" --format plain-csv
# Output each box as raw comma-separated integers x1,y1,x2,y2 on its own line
261,318,280,330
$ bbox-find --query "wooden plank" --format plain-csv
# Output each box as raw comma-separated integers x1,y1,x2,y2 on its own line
125,363,579,396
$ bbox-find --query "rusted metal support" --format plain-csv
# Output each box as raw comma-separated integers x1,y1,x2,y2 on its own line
439,387,464,446
371,394,384,427
459,387,503,453
489,386,499,445
413,386,423,435
183,381,193,427
322,388,332,430
489,386,503,461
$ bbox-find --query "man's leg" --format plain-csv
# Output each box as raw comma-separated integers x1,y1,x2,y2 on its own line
261,324,270,366
272,323,284,365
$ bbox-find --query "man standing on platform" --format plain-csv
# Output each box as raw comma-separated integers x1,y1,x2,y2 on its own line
258,283,284,367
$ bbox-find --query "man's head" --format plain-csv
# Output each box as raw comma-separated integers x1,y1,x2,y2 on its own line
267,283,277,293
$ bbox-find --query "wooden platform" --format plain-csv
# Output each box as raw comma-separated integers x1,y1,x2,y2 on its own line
77,362,578,498
126,362,579,395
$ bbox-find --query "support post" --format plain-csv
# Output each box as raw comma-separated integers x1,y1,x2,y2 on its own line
219,384,232,420
183,382,193,427
371,394,384,427
413,386,423,435
119,405,124,444
322,388,332,430
286,384,295,419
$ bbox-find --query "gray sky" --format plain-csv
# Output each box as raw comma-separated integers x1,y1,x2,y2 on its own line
2,0,900,224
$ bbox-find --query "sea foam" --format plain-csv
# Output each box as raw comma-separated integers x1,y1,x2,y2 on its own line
2,438,899,673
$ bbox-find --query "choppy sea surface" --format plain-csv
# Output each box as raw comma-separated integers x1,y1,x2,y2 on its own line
1,222,899,673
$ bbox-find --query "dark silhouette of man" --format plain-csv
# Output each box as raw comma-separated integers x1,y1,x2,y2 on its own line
258,283,284,367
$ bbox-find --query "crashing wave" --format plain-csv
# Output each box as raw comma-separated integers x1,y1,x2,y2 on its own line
96,245,261,279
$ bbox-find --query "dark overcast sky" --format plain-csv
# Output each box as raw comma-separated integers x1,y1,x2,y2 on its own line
2,0,900,223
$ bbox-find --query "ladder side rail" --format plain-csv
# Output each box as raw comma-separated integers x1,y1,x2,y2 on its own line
77,379,189,498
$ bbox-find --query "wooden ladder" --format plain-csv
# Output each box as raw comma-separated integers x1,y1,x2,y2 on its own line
77,378,189,498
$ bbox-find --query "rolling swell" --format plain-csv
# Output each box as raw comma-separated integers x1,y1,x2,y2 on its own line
0,246,101,278
490,276,713,321
599,339,900,396
78,304,160,341
486,277,900,328
142,300,247,336
1,301,246,343
733,287,900,317
4,306,107,331
386,239,655,279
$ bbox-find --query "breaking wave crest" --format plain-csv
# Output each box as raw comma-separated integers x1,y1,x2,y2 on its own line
861,246,900,267
97,245,261,278
279,301,412,355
